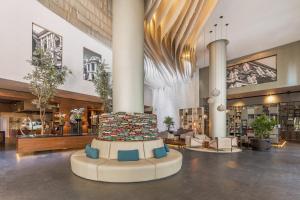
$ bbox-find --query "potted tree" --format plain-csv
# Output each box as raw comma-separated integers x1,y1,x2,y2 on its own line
92,59,112,113
25,48,71,134
251,115,277,151
163,116,174,133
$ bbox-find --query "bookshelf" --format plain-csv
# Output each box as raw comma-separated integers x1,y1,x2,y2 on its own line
179,107,205,134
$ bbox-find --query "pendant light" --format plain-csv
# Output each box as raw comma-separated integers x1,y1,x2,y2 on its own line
207,97,215,104
217,104,226,112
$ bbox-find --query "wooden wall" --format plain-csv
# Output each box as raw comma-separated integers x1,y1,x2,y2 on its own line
55,97,103,134
0,87,103,134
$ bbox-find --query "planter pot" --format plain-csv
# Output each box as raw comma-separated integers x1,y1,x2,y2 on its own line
251,138,272,151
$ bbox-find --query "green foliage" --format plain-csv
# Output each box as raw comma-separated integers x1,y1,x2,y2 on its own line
163,116,174,131
24,48,71,134
251,115,277,139
70,108,85,121
92,60,112,112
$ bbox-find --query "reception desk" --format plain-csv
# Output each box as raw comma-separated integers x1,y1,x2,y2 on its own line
17,134,97,154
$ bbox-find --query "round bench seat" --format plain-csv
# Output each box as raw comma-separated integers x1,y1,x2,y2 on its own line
71,152,108,181
70,139,183,182
98,159,155,182
148,149,182,179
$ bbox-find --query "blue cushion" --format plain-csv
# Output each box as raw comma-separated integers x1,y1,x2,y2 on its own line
85,144,99,159
153,147,167,159
118,150,139,161
164,144,170,152
85,144,91,154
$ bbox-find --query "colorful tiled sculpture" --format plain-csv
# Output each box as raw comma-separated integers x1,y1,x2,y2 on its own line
98,112,158,141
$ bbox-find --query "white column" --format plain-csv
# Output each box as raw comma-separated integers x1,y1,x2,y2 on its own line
112,0,144,113
207,39,228,138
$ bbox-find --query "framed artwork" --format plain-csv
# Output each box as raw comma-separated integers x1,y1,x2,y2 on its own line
227,55,277,89
32,23,63,68
83,48,102,81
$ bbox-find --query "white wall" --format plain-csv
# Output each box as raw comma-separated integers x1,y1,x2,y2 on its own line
144,85,153,106
0,0,112,97
152,71,199,131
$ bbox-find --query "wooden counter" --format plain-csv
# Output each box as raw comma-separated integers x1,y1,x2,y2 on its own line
17,134,97,154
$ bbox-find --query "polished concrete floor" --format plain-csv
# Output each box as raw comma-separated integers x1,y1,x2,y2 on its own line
1,143,300,200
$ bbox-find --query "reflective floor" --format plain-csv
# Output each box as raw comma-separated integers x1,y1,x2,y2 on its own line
1,143,300,200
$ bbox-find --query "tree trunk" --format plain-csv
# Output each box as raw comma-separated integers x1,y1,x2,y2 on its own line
40,107,45,135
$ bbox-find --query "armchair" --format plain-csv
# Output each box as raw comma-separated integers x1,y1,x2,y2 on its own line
189,134,211,148
209,137,238,152
167,132,175,140
179,131,194,140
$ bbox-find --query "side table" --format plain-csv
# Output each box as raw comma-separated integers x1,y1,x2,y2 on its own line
203,140,210,148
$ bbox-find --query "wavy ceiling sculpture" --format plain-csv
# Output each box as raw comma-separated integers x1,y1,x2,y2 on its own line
144,0,218,87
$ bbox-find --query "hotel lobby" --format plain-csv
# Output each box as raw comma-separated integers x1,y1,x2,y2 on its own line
1,0,300,199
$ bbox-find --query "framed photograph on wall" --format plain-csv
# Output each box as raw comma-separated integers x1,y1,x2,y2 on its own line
83,48,103,81
227,55,277,89
32,23,63,68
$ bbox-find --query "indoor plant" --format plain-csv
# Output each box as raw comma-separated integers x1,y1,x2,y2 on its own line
251,115,277,151
70,108,85,135
25,48,71,134
163,116,175,132
92,60,112,113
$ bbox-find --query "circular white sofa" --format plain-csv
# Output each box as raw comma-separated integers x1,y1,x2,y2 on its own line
70,138,182,182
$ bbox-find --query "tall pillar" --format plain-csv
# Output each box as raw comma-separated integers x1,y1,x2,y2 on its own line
207,39,228,138
112,0,144,113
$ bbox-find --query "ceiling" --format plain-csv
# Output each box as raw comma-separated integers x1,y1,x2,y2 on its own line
145,0,300,87
38,0,112,47
144,0,217,88
38,0,300,88
196,0,300,68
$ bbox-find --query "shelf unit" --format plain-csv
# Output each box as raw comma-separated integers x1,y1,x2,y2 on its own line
227,106,243,136
179,107,205,134
227,101,300,142
227,104,279,137
279,102,300,141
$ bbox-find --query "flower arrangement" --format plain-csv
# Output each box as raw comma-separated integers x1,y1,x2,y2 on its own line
70,108,85,122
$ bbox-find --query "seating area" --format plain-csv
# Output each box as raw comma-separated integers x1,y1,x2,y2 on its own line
71,139,182,182
161,129,240,153
1,1,300,200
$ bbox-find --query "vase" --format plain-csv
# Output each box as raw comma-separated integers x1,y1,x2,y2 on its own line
75,119,82,135
59,124,64,135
